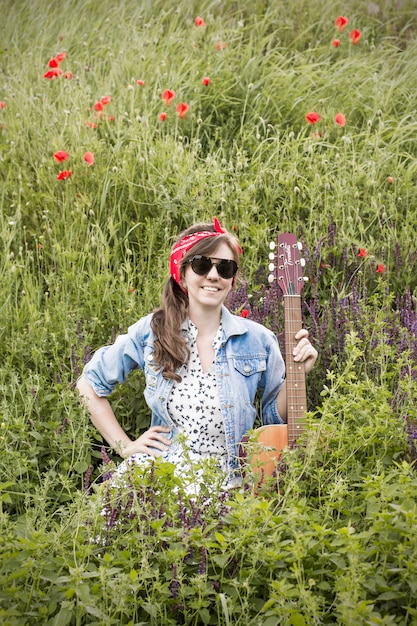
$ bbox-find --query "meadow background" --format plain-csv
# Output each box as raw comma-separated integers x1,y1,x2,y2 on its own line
1,0,417,623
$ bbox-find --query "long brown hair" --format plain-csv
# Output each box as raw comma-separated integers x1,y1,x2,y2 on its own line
151,222,241,381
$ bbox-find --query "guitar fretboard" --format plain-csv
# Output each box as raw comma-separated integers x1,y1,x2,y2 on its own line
284,295,307,445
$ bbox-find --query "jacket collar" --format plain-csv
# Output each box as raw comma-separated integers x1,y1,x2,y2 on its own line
220,305,248,340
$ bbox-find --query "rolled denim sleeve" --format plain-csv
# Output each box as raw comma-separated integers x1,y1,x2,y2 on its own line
259,333,286,425
81,317,149,396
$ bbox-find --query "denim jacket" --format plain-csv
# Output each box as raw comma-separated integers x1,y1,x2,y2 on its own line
82,305,285,476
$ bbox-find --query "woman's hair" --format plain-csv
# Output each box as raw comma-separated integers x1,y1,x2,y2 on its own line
151,222,241,381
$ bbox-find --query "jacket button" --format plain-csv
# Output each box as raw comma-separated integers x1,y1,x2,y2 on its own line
244,364,251,372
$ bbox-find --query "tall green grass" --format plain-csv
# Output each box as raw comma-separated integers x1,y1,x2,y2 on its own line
1,0,417,623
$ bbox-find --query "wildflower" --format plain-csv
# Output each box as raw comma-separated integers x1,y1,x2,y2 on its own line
159,112,167,121
305,111,320,124
56,170,72,180
64,71,73,79
335,113,346,126
137,79,145,85
202,76,210,86
101,445,111,465
358,248,368,257
335,16,348,31
195,16,205,27
376,264,385,273
176,102,189,118
43,68,63,79
0,101,5,109
48,57,60,68
387,176,394,184
100,95,111,106
84,151,94,165
128,287,135,293
53,150,69,162
85,121,97,128
162,89,176,104
83,466,92,493
55,51,67,63
241,309,250,318
216,41,227,50
332,39,340,47
94,100,104,111
349,29,362,44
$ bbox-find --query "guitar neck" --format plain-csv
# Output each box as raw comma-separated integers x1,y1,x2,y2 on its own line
284,294,307,445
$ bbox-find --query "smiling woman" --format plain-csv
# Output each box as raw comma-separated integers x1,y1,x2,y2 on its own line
76,218,318,487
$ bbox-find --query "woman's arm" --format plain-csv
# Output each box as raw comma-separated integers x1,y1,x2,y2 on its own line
76,375,171,458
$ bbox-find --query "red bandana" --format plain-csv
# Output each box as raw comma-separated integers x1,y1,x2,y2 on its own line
170,217,227,286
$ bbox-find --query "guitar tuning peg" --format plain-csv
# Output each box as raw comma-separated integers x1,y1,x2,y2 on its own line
269,241,276,250
303,277,309,282
297,241,303,251
268,252,275,261
268,263,275,272
268,274,274,283
300,258,306,267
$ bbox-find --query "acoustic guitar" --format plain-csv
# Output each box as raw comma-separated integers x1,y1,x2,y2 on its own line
245,232,308,478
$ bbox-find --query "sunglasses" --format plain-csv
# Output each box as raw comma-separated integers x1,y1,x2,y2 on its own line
185,255,238,279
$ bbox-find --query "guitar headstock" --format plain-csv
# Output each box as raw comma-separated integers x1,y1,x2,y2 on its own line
268,233,308,296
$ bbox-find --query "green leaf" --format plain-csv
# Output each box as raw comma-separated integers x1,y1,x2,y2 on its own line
290,613,306,626
73,460,89,474
199,608,211,624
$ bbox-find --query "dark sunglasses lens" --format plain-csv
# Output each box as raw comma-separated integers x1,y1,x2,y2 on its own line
191,256,212,275
216,260,238,278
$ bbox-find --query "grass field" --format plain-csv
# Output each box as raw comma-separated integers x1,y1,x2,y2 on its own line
1,0,417,623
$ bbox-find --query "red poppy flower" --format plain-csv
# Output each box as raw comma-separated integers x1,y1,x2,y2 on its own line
100,95,112,106
240,309,250,318
305,112,320,124
176,102,189,118
94,101,104,111
0,101,5,109
358,248,368,257
56,170,72,180
202,76,210,86
162,89,176,104
84,151,94,165
216,41,227,50
85,121,97,128
387,176,394,184
55,52,67,62
195,16,205,27
349,29,362,44
137,79,145,86
53,150,69,163
159,112,167,121
64,71,73,79
376,264,385,273
335,113,346,126
128,287,135,293
43,68,63,79
332,39,340,48
48,57,60,68
335,16,348,31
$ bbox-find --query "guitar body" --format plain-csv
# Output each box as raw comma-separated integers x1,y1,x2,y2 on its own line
250,424,288,477
242,232,308,481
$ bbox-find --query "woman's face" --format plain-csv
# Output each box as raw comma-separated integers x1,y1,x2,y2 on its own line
182,241,237,314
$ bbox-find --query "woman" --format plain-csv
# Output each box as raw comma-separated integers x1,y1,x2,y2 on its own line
77,218,318,485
